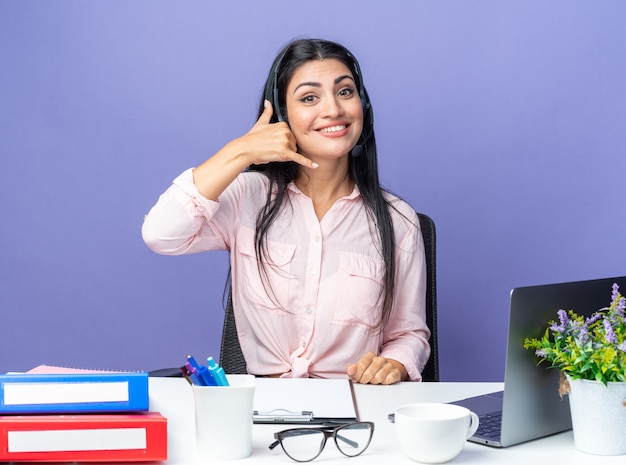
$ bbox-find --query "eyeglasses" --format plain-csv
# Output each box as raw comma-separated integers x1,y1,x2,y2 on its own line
269,421,375,462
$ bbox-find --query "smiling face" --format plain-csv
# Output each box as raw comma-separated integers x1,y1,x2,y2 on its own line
284,58,364,162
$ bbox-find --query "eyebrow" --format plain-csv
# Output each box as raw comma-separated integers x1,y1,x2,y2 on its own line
292,75,355,94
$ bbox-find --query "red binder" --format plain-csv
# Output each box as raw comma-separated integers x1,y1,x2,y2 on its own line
0,412,167,462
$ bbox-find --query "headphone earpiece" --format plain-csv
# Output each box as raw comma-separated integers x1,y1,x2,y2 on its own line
264,51,287,123
348,51,374,144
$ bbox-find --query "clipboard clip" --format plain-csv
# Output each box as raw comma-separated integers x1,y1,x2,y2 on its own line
253,408,314,422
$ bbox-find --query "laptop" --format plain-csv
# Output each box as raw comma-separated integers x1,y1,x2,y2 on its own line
450,275,626,447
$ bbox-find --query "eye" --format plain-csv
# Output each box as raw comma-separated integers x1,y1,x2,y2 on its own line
338,87,356,98
299,94,318,104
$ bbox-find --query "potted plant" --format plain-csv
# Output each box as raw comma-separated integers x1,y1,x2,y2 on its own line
523,283,626,455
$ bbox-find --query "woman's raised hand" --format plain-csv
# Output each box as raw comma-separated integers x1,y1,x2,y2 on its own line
235,100,318,169
192,100,316,200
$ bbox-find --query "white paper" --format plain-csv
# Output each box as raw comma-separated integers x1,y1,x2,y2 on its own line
253,378,357,420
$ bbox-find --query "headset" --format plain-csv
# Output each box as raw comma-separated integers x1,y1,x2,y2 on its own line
263,44,373,157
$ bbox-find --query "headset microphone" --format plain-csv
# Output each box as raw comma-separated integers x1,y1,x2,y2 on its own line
350,124,372,157
351,144,365,158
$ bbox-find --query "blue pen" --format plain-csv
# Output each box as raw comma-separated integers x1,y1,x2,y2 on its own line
207,357,229,386
197,365,218,386
186,355,201,370
184,362,203,385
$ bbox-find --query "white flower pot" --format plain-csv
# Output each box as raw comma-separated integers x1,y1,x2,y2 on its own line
567,377,626,455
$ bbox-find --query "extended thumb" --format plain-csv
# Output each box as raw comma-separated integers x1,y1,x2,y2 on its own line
258,99,274,123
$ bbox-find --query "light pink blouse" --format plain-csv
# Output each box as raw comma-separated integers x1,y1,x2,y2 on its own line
142,168,430,380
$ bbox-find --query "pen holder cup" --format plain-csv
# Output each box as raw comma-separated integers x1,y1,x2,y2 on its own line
192,374,256,461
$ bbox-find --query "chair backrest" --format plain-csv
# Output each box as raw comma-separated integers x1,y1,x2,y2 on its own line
219,288,248,375
415,213,438,382
219,212,439,381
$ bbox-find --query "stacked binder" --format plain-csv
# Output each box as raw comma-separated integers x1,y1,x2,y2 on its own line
0,370,167,462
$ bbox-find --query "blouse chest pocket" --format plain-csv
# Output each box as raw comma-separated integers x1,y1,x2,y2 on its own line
331,252,385,330
236,231,296,314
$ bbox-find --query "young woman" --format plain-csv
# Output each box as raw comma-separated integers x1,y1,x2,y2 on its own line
142,39,430,384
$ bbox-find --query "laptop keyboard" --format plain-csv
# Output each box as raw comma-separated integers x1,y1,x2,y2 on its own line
475,412,502,440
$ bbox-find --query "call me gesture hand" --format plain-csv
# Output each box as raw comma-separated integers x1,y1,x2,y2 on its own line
240,100,319,169
192,100,317,201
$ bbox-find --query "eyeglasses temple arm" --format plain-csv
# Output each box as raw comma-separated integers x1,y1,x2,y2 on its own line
268,440,280,450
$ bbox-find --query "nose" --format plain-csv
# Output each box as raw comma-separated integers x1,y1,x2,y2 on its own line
321,94,343,118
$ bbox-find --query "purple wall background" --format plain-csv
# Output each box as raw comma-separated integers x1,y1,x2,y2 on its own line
1,1,625,380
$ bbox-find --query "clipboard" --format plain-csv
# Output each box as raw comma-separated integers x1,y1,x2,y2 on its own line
253,378,359,424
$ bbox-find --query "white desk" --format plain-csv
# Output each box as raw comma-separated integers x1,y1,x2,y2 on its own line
149,377,624,464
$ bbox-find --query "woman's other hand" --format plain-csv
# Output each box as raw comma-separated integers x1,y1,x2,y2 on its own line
345,352,408,385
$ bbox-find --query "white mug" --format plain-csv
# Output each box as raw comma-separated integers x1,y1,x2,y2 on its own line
395,402,479,463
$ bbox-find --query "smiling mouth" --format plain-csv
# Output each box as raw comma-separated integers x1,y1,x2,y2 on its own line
318,124,348,133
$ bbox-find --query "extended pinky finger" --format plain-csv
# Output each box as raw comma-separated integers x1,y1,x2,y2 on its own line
293,154,318,169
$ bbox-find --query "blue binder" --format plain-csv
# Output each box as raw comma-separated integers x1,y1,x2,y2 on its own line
0,372,149,414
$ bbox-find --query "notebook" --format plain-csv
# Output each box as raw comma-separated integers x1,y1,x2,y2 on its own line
450,275,626,447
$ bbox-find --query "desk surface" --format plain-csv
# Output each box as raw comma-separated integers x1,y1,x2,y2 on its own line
149,377,623,464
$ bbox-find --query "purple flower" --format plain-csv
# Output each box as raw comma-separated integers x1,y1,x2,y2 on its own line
550,322,563,333
603,318,617,344
551,309,569,333
611,283,620,303
576,325,589,345
535,349,547,357
586,312,602,325
610,284,626,317
618,342,626,352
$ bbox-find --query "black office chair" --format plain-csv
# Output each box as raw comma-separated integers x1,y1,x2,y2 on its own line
219,287,247,375
415,212,439,382
219,212,439,382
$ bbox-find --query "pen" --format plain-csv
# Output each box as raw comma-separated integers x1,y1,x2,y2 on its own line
179,366,193,385
197,365,217,386
186,355,201,370
184,362,203,386
207,357,229,386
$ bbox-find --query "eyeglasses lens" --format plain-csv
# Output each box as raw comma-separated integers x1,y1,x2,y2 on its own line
334,422,373,457
280,429,326,462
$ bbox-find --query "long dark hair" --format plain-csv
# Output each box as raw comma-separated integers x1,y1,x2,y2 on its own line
248,39,397,331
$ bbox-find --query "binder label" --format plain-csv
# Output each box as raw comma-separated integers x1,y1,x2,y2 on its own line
8,427,147,452
4,381,129,405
